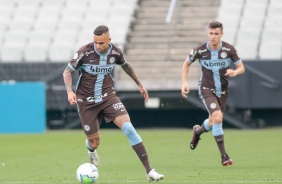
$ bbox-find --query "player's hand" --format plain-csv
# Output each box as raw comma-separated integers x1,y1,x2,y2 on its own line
138,85,149,102
181,83,189,98
225,69,236,77
68,91,77,105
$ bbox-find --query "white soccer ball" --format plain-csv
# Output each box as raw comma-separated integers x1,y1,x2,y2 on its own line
76,163,99,183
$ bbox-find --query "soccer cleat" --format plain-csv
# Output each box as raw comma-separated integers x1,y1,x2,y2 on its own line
88,150,100,167
221,154,233,166
190,125,201,150
147,169,164,182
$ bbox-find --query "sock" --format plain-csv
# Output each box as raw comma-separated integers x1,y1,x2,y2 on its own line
203,119,212,132
214,135,226,156
132,142,152,174
85,139,95,152
196,119,211,136
212,123,226,156
122,122,142,146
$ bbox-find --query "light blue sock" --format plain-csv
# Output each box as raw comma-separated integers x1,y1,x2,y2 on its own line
85,139,94,151
203,119,212,131
212,123,224,136
122,122,142,146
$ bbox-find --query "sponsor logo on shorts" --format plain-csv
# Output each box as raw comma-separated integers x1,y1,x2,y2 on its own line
86,93,108,102
113,102,125,111
210,103,217,109
84,125,90,131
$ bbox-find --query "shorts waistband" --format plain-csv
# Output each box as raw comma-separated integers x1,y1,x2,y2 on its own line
202,87,226,95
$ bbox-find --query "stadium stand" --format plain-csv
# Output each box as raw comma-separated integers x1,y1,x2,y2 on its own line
116,0,220,90
0,0,137,62
1,0,282,111
218,0,282,60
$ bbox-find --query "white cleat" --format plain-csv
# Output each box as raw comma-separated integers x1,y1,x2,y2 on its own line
88,150,100,167
147,169,164,182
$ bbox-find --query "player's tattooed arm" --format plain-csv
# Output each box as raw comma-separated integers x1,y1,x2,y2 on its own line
121,62,149,102
63,66,74,94
121,62,141,85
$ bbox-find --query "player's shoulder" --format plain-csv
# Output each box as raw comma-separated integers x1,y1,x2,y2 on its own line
221,41,236,51
110,43,123,55
77,42,94,54
194,42,208,51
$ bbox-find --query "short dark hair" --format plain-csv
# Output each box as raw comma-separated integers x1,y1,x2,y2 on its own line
93,25,109,35
209,21,223,32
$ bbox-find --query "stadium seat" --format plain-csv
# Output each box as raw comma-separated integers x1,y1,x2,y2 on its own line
267,5,282,18
0,0,137,63
2,30,29,47
259,41,282,60
48,42,74,62
237,29,260,44
264,18,282,31
235,41,258,60
245,0,268,6
261,28,282,42
222,28,236,44
220,0,244,7
24,43,49,62
0,43,24,62
37,6,62,20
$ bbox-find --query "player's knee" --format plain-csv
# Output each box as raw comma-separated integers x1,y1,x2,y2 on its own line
211,112,222,123
122,122,142,146
122,122,136,136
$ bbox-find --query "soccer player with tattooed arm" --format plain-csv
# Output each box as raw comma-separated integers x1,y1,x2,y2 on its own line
63,25,164,182
181,21,245,166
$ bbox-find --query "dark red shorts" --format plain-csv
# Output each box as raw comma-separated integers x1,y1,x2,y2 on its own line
77,95,128,135
199,87,228,114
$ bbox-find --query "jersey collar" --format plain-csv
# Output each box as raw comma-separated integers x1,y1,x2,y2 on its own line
93,43,113,56
206,41,222,52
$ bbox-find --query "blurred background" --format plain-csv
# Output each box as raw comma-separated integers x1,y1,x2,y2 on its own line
0,0,281,133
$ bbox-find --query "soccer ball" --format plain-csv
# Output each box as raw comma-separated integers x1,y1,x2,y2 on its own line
76,163,99,183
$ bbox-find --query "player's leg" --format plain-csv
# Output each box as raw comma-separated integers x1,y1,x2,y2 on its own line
113,114,164,181
78,103,101,167
211,95,233,166
190,118,213,149
190,90,214,150
104,97,163,181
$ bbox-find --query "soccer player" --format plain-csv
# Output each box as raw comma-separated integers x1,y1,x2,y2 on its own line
181,21,245,166
63,25,164,182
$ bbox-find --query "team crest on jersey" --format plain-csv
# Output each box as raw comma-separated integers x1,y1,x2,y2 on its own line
109,57,115,63
220,52,227,58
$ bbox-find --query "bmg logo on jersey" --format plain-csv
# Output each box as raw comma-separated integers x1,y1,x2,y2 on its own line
89,65,114,74
113,103,125,111
203,60,226,68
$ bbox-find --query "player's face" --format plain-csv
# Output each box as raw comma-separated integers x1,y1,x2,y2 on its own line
208,28,223,48
93,32,111,54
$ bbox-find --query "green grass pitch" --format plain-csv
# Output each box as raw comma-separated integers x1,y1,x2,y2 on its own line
1,127,282,183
